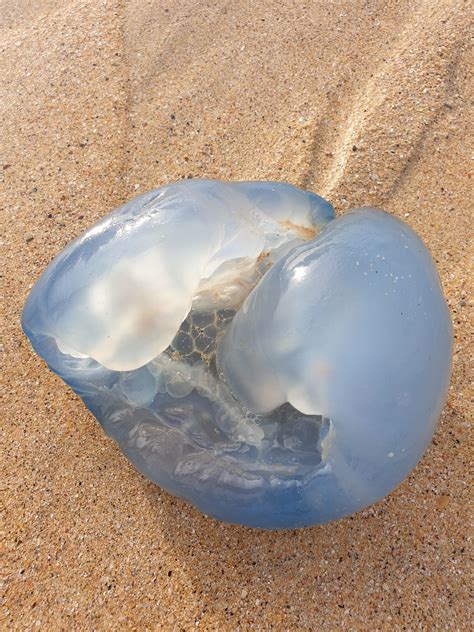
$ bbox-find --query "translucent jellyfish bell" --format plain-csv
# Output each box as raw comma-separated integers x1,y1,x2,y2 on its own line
22,180,453,529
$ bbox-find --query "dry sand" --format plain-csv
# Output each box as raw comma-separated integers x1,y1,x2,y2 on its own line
2,0,473,629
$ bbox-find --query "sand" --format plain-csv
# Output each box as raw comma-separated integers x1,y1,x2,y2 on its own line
2,0,472,629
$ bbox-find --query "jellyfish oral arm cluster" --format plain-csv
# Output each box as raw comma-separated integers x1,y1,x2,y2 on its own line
22,179,453,529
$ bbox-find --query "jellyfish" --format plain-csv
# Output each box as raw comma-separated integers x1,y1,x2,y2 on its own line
22,179,452,528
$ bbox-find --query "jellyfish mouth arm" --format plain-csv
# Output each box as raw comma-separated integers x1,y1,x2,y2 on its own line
218,207,453,501
22,180,334,372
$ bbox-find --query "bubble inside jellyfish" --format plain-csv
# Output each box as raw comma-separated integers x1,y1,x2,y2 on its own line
22,179,453,529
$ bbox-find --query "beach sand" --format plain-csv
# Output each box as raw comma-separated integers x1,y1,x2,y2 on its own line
2,1,472,628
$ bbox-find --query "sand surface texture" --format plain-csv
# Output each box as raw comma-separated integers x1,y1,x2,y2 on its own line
2,1,472,629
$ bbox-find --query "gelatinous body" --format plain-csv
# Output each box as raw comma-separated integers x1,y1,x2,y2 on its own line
22,180,452,528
